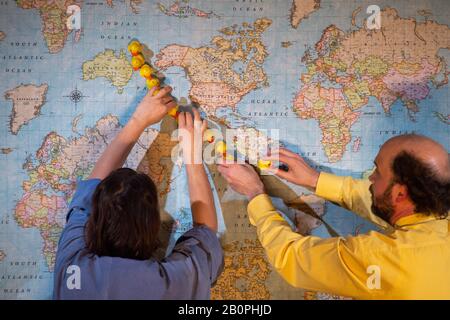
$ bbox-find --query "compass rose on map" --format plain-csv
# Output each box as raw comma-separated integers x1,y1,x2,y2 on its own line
63,86,88,107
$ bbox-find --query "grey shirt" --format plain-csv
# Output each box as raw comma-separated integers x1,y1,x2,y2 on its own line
53,179,224,299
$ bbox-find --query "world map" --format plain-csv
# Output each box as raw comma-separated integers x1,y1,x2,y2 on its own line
0,0,449,299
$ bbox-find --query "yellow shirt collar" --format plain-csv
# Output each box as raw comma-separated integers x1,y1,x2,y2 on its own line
395,213,436,226
394,213,449,234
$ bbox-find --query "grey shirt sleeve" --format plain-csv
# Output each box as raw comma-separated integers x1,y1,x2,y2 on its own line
158,226,224,299
173,225,224,284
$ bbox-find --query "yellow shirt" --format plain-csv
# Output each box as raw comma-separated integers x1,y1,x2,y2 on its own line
247,172,450,299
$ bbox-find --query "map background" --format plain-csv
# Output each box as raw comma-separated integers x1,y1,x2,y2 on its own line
0,0,448,299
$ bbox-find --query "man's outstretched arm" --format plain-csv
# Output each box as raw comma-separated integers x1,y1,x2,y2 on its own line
266,148,390,229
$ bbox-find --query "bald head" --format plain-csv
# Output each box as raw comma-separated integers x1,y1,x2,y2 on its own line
382,134,450,183
374,134,450,217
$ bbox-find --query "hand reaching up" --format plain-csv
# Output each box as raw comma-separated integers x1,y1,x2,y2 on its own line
177,108,207,165
131,86,177,129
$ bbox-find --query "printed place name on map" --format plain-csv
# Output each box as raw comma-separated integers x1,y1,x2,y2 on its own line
5,68,32,73
100,21,138,27
100,34,132,40
2,55,44,60
9,42,37,47
247,111,289,117
233,0,265,12
3,288,32,294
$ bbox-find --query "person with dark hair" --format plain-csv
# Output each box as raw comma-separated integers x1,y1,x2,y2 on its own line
217,134,450,299
53,86,223,299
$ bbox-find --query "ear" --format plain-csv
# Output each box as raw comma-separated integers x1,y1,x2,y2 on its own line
391,183,409,203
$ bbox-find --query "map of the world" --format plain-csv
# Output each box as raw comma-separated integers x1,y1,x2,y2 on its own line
0,0,449,299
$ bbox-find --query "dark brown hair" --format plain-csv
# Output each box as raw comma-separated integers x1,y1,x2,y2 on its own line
392,151,450,218
85,168,160,260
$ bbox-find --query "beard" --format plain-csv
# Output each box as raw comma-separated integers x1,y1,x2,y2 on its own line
370,182,395,223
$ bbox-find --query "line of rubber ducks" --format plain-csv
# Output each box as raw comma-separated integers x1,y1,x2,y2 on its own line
128,40,179,119
203,131,272,169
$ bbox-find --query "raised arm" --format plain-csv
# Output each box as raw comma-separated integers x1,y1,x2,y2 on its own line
178,109,217,232
89,86,176,180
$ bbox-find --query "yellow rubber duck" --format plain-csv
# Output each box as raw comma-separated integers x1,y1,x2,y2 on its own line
215,141,227,156
146,77,160,89
203,129,216,143
167,106,179,119
127,40,142,56
131,53,145,70
140,64,155,79
257,159,272,170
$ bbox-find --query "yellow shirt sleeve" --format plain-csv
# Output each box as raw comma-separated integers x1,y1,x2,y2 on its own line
247,174,450,299
248,193,386,298
315,172,390,230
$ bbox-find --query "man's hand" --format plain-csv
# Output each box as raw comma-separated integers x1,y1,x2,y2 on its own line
131,86,177,129
217,163,265,201
178,108,207,165
266,148,320,191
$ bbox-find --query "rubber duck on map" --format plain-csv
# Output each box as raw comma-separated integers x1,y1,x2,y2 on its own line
128,40,179,120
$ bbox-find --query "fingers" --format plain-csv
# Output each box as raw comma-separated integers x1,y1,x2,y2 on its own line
178,112,186,127
264,153,295,167
193,108,203,130
217,163,241,179
178,110,207,132
217,164,230,177
217,164,228,171
192,108,201,122
201,119,207,133
155,86,172,98
244,163,257,172
166,101,177,109
266,166,292,181
149,86,159,96
185,111,193,127
180,109,205,127
217,156,233,166
161,96,173,104
178,112,193,128
218,163,254,176
217,161,229,168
